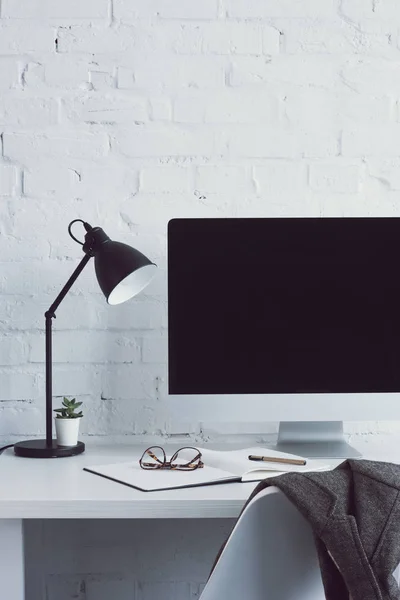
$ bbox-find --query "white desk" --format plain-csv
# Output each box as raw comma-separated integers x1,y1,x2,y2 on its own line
0,444,258,600
0,445,259,520
0,442,383,600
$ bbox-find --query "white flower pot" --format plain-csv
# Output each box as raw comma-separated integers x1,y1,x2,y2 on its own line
55,417,82,447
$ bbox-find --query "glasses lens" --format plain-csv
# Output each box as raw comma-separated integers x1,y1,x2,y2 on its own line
140,446,166,469
170,447,203,470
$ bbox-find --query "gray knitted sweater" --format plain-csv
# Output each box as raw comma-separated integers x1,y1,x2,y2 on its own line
215,460,400,600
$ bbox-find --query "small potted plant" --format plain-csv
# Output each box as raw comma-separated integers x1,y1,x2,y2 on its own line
54,397,83,447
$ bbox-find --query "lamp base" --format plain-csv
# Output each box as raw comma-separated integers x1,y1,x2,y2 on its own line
14,439,85,458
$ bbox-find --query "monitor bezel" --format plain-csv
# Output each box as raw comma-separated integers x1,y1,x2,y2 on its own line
167,217,400,424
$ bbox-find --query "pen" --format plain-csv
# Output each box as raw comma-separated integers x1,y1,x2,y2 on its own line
248,455,307,466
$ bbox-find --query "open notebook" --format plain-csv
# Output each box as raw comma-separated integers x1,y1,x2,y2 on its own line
84,447,331,492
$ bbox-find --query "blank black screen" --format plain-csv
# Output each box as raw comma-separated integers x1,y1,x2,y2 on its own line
168,218,400,395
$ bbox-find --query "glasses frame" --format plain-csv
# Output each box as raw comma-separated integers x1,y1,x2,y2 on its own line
139,445,204,471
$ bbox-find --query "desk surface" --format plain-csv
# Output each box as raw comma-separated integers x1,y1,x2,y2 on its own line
0,442,391,520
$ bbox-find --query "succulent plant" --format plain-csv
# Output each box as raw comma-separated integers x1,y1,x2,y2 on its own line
54,397,83,419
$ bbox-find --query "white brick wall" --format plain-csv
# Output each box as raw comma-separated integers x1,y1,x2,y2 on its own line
2,0,109,20
1,0,400,598
0,164,19,196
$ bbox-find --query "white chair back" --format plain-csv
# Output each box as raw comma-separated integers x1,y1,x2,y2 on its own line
200,487,325,600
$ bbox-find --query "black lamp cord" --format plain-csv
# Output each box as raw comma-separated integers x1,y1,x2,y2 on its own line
0,444,14,453
68,219,93,245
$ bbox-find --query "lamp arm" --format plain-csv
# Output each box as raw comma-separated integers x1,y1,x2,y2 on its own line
44,253,92,445
45,253,92,319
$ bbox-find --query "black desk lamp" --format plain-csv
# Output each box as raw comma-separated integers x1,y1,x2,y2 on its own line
14,220,157,458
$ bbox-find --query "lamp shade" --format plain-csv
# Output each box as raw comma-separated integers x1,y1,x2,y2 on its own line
93,239,157,305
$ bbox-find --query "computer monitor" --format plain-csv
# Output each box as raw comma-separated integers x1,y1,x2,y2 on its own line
167,217,400,458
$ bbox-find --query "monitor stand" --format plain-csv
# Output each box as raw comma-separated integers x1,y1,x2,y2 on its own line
275,421,361,459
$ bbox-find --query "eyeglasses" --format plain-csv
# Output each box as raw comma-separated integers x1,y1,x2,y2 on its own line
139,446,204,471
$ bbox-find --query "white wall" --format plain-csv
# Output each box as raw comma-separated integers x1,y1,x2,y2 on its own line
1,0,400,598
2,0,400,445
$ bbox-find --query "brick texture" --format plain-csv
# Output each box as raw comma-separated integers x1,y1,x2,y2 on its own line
0,1,399,596
0,0,396,449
